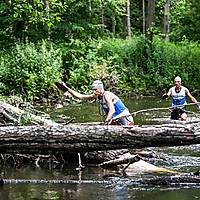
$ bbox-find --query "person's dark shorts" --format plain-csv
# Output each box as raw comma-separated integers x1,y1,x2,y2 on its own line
171,107,186,120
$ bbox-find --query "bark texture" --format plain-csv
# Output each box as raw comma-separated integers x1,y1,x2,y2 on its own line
0,123,199,154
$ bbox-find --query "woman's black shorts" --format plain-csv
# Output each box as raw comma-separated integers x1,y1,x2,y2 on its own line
171,107,186,120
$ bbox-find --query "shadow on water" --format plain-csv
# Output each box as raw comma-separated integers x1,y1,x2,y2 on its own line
1,97,200,200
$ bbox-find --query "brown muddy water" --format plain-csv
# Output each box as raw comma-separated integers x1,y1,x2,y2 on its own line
1,97,200,200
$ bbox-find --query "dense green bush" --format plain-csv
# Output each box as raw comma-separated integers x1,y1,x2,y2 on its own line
56,36,200,96
0,41,62,100
58,37,149,94
0,37,200,101
95,37,200,94
148,38,200,92
59,39,120,94
96,36,148,93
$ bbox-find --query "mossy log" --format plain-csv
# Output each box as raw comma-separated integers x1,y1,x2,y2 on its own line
0,123,199,154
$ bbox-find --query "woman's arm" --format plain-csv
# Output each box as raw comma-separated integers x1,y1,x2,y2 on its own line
185,88,198,103
64,87,96,100
56,82,96,100
162,88,172,99
104,93,115,124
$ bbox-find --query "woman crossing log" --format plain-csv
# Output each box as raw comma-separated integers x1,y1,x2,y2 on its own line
56,80,134,126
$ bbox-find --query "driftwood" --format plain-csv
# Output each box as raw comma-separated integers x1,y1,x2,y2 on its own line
99,154,141,168
0,101,56,125
83,149,130,164
0,123,200,155
113,102,200,121
99,153,179,175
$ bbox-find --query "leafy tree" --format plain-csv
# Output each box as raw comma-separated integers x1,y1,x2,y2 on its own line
178,0,200,42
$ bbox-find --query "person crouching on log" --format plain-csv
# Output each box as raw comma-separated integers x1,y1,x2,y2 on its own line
162,76,200,121
56,80,134,126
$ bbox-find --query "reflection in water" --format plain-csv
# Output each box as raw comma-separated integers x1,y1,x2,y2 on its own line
1,97,200,200
1,152,200,199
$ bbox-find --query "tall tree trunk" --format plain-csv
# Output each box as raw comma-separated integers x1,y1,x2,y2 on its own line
88,0,92,39
122,1,130,39
146,0,155,30
127,0,131,39
101,0,105,30
142,0,146,34
146,0,155,48
112,14,116,34
89,0,92,17
122,10,127,39
43,0,50,40
163,0,170,41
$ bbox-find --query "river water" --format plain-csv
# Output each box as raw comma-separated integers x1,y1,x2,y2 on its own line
1,97,200,200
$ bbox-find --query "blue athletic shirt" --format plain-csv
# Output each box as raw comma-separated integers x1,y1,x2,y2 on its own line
171,86,187,107
98,93,126,118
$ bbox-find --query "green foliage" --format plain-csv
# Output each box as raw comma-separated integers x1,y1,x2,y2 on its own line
0,0,200,45
0,41,62,99
1,0,200,101
59,39,118,93
0,36,200,100
177,0,200,42
96,36,148,93
0,0,127,44
58,37,200,95
147,37,200,91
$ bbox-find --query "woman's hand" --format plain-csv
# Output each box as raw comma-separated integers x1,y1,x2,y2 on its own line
55,82,68,92
162,94,168,99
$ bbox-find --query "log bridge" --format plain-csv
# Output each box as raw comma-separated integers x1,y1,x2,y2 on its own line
0,123,200,155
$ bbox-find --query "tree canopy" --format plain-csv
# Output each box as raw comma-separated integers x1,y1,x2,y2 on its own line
1,0,199,44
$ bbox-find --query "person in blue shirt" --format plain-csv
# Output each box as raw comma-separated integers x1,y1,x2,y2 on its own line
56,80,134,126
162,76,200,121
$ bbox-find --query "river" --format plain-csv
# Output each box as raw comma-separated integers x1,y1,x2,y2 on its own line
1,97,200,200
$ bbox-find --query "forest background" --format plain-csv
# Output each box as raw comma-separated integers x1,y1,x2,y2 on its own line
0,0,200,103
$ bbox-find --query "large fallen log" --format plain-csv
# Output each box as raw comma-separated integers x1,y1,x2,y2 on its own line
1,174,200,186
0,123,200,154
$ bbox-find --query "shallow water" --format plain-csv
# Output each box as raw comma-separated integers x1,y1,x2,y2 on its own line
1,97,200,200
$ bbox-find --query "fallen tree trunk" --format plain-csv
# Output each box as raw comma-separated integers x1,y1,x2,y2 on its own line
0,123,200,154
0,101,56,125
1,175,200,186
